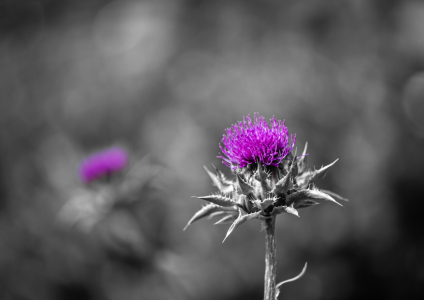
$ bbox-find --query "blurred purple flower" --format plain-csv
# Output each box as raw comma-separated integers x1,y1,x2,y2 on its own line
219,113,296,169
79,147,128,183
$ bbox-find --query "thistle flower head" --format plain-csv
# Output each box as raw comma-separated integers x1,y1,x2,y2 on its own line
218,113,296,169
79,147,128,183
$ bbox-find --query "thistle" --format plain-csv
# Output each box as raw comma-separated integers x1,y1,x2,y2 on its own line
78,146,128,184
185,113,347,300
61,149,161,231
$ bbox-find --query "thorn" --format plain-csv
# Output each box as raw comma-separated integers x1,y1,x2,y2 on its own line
321,189,349,202
222,231,231,243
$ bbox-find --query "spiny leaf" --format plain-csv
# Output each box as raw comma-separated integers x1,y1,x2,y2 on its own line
290,150,299,178
276,262,308,299
274,150,299,195
297,142,308,175
253,200,263,210
294,199,320,209
270,205,299,217
260,197,276,211
203,165,221,186
237,175,255,196
320,189,349,202
284,152,294,162
243,194,255,213
207,211,228,220
235,194,255,214
270,205,286,216
295,170,313,189
236,194,247,207
214,214,238,225
209,210,238,222
194,194,237,207
308,159,338,185
284,204,299,217
184,204,236,231
203,166,233,194
273,172,292,195
222,210,261,242
286,189,342,207
255,162,270,181
255,163,272,194
259,180,272,196
213,164,232,184
285,147,298,177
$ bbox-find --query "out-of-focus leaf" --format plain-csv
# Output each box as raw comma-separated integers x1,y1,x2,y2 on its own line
184,204,236,231
222,210,261,242
194,194,237,207
121,154,162,200
286,189,342,207
58,189,113,232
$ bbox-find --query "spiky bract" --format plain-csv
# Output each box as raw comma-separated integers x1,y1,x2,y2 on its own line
186,143,347,241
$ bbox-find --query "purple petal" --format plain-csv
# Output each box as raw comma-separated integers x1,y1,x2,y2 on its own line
218,113,296,168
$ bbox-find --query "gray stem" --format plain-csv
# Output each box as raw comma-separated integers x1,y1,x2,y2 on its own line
264,216,277,300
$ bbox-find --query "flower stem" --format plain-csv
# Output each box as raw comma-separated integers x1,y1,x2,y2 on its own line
264,216,277,300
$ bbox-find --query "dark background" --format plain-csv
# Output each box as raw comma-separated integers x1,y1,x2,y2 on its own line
1,0,424,299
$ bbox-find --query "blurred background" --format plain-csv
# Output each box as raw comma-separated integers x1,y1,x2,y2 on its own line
1,0,424,299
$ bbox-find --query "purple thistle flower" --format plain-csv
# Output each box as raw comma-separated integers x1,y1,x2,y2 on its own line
218,113,296,169
79,147,128,183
